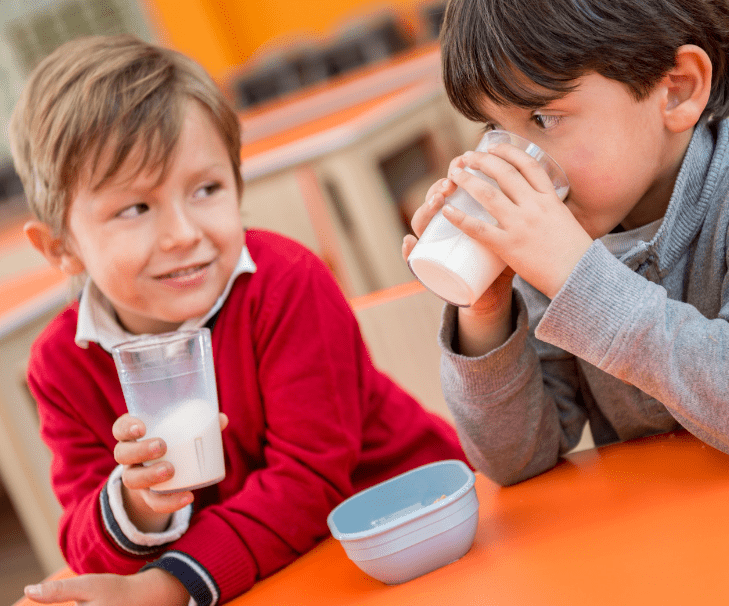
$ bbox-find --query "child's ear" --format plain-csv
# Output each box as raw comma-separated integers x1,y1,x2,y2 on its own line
24,221,85,275
661,44,712,132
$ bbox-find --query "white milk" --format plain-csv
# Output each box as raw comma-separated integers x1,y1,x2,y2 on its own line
144,398,225,493
408,230,506,307
408,183,505,307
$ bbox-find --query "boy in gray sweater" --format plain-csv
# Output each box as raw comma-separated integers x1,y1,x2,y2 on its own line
403,0,729,485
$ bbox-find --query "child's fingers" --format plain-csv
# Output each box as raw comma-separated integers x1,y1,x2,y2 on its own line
447,154,471,179
466,144,556,202
449,166,512,222
423,180,443,204
410,192,445,237
219,412,229,431
406,175,460,255
25,577,92,603
413,173,461,235
424,176,455,204
114,436,166,466
440,172,459,198
25,572,135,604
122,459,174,490
402,234,418,261
442,203,504,247
490,143,556,192
112,413,145,442
143,489,194,514
411,175,457,237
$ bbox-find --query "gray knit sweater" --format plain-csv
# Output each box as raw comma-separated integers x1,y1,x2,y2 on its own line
440,120,729,485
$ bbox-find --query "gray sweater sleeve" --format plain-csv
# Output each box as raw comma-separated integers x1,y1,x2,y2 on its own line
439,290,588,486
538,240,729,453
441,239,729,486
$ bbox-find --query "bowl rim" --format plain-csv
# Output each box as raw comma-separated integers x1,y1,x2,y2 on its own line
327,459,475,541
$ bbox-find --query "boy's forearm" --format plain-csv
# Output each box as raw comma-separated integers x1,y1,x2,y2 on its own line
442,294,573,485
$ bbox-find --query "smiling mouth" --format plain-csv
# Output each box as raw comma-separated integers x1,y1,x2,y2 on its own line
156,262,211,280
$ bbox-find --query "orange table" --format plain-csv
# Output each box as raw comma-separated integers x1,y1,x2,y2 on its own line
14,431,729,605
232,430,729,605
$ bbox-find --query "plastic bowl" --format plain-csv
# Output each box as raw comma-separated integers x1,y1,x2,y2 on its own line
327,459,478,584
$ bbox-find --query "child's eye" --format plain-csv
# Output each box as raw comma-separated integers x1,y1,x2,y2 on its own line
481,122,499,133
117,203,149,218
194,182,221,199
532,114,561,129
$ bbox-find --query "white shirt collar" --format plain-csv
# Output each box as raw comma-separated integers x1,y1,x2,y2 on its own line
600,218,663,258
75,245,256,352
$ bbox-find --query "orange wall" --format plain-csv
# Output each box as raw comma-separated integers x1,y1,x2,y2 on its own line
141,0,423,81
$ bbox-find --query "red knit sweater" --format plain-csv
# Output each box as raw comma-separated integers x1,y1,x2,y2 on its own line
28,230,466,605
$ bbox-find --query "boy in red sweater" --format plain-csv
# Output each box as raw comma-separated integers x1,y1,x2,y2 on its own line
10,35,465,605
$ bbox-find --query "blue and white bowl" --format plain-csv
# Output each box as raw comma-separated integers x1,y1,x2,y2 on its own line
327,460,478,584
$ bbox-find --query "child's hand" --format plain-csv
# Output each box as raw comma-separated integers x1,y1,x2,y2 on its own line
401,158,463,261
112,412,229,532
402,173,516,315
402,177,458,258
24,568,189,606
403,166,516,357
444,144,593,299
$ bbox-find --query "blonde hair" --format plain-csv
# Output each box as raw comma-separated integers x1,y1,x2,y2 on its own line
10,34,243,235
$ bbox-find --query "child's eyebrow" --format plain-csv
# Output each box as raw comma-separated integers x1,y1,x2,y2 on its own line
479,108,497,124
477,100,553,126
188,162,229,181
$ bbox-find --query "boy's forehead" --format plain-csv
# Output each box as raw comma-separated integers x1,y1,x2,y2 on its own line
87,131,170,193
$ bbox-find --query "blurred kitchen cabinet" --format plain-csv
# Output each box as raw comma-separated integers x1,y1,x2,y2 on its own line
0,289,69,575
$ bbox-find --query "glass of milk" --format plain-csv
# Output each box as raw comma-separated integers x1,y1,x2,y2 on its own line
112,328,225,493
407,130,569,307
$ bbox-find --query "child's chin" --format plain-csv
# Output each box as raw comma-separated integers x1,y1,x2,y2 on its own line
162,302,215,324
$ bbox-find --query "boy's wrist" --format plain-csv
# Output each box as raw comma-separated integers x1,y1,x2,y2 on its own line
456,292,513,357
136,568,191,606
539,235,594,300
103,465,193,557
121,482,173,533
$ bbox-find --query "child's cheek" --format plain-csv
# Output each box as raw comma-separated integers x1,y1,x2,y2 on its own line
565,144,618,191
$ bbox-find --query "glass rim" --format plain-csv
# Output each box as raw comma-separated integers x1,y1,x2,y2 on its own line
476,129,569,186
111,327,210,355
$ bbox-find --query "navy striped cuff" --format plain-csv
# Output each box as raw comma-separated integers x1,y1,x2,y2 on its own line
142,551,220,606
100,480,161,556
99,465,192,557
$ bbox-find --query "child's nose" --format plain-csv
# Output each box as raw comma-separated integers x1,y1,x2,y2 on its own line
158,203,202,250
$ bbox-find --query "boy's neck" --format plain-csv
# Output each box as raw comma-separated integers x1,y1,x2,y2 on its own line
620,127,695,231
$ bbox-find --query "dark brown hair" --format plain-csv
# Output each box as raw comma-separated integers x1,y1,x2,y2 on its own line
10,34,243,235
441,0,729,122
